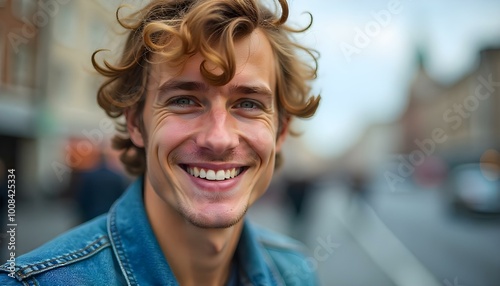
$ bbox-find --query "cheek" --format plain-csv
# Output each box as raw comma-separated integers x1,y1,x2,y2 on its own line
146,117,194,188
149,116,193,155
241,123,277,161
248,125,277,202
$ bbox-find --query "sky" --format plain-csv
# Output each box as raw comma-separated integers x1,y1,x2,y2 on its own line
285,0,500,158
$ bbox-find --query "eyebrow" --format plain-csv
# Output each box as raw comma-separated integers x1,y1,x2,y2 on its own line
229,84,273,97
158,80,209,94
157,79,273,97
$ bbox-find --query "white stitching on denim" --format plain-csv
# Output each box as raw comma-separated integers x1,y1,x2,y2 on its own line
108,203,136,286
13,236,110,279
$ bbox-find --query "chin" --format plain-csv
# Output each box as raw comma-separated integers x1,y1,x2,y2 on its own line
182,204,248,229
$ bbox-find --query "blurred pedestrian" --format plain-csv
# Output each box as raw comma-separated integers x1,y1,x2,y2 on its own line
284,176,315,240
74,153,128,222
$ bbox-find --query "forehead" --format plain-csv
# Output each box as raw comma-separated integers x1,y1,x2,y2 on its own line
148,29,277,92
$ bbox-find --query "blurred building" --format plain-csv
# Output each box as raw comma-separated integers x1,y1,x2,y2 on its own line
333,47,500,190
401,48,500,167
0,0,42,198
0,0,123,198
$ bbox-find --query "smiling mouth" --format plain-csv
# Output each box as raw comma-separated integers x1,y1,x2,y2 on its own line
180,165,246,181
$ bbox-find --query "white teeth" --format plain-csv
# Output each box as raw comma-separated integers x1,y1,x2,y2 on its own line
216,170,225,180
185,166,242,181
206,170,216,180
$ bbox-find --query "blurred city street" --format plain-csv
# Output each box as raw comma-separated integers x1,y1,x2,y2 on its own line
250,179,500,286
3,179,499,286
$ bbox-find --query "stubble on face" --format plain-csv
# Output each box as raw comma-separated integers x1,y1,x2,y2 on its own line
167,145,262,229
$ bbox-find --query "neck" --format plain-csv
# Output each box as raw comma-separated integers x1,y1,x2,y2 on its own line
144,179,243,286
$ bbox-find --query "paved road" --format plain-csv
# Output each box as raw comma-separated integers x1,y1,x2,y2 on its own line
250,182,439,286
368,187,500,286
249,181,500,286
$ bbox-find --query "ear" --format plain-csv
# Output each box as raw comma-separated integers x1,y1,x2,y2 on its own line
125,108,145,148
276,117,290,152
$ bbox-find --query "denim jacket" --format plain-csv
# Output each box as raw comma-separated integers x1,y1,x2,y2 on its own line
0,178,318,285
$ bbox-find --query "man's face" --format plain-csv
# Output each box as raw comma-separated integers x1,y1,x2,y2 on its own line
128,29,287,228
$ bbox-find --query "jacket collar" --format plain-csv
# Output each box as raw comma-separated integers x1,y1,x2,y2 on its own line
107,177,178,285
237,223,284,285
107,177,282,285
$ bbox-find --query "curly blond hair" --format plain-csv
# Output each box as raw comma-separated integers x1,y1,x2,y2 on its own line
92,0,320,175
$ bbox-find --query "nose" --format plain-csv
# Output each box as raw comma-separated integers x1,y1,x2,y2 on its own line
195,107,239,155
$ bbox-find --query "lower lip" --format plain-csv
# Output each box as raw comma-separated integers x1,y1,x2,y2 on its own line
183,168,246,192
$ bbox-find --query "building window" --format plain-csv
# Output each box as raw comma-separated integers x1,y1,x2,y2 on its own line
10,42,35,87
11,0,36,20
53,2,78,48
52,64,70,102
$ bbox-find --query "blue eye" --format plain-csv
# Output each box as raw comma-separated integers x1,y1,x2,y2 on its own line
169,97,195,106
237,100,259,109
